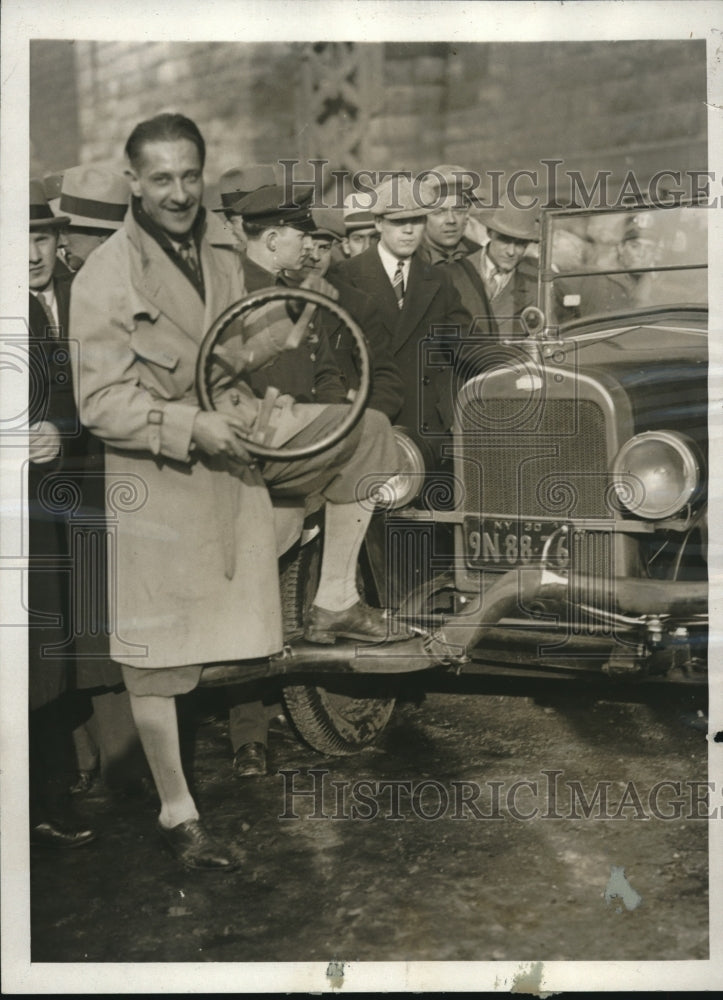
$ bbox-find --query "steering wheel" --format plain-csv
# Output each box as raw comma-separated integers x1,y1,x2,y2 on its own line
195,286,371,460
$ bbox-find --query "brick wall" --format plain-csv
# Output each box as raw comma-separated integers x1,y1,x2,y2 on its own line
30,39,707,200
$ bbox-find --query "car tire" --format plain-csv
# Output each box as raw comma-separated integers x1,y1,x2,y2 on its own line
279,530,397,756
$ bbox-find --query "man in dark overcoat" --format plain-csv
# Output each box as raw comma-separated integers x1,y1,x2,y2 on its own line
28,180,96,847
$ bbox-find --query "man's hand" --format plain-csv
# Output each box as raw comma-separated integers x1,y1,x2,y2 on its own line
29,421,61,464
191,411,254,463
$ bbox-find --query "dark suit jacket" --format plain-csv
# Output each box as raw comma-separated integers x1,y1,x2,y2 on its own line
331,247,472,452
29,264,111,701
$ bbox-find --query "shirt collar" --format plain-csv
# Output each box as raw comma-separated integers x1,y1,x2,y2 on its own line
377,241,411,283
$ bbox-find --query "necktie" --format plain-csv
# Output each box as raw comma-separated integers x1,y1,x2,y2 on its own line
488,267,502,300
393,260,405,309
36,292,58,335
178,240,201,282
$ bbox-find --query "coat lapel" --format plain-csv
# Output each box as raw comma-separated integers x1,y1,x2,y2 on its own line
126,212,206,345
392,254,439,353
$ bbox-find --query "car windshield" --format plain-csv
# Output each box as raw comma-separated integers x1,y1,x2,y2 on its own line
540,204,708,328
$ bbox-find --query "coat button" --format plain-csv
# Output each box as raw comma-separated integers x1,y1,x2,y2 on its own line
421,422,429,432
422,375,431,385
310,352,316,361
311,387,317,395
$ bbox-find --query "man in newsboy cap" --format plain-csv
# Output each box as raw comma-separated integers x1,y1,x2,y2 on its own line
418,164,496,337
331,174,472,459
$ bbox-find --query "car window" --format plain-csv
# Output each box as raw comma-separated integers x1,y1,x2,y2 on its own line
543,205,708,327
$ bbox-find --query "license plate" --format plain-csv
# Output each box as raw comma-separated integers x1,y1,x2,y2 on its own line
464,517,565,568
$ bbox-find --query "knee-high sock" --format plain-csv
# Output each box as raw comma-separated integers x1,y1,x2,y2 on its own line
312,500,373,612
127,693,198,829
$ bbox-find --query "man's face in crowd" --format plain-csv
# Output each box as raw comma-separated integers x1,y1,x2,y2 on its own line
298,235,335,279
272,225,313,272
227,214,247,251
62,228,111,272
425,195,469,249
127,138,203,238
486,229,530,273
375,216,426,259
343,228,376,257
618,235,659,271
29,229,59,290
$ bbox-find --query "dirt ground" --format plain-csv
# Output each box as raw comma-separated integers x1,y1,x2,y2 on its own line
30,672,709,964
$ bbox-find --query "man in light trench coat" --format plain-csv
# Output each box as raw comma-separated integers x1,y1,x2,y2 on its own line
70,113,402,871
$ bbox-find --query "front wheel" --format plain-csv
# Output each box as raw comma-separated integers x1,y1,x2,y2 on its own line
279,530,397,755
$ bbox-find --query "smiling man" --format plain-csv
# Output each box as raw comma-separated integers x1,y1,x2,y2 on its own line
71,115,403,867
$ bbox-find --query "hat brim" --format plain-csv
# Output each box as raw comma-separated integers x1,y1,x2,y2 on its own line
373,208,431,221
487,223,539,242
30,215,69,230
64,211,125,232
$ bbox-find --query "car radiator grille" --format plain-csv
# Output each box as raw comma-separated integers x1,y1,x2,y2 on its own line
460,398,610,519
459,396,614,581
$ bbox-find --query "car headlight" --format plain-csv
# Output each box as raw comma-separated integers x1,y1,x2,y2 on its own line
369,426,426,510
612,431,702,519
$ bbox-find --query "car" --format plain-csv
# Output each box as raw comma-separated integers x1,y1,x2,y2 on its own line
197,201,709,754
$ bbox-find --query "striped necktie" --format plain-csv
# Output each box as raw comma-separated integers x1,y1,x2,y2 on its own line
392,259,405,309
36,292,59,335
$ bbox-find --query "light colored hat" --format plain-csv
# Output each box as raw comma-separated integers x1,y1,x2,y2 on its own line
59,165,129,230
310,207,345,241
486,202,540,242
343,190,376,231
30,178,69,229
215,164,282,213
370,175,430,221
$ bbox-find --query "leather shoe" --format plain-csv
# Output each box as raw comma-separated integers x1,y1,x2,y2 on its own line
31,819,97,849
304,600,412,645
233,741,267,778
157,818,238,871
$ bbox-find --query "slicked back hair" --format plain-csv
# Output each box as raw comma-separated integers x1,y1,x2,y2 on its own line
125,113,206,170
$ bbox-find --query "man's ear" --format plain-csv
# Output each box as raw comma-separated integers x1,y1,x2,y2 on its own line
124,164,142,199
265,229,278,253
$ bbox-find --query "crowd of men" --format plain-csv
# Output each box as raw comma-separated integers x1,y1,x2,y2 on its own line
28,112,541,871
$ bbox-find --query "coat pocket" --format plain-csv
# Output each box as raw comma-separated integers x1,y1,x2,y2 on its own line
129,330,180,372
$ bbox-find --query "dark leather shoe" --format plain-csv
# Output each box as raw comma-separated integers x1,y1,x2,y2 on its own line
233,741,267,778
304,600,412,645
157,818,238,871
31,819,97,849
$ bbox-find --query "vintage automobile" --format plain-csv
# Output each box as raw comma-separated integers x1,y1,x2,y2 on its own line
197,200,708,754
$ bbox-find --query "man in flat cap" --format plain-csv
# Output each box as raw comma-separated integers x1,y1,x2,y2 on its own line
471,201,540,337
332,174,472,460
28,179,97,849
71,115,403,867
418,164,497,338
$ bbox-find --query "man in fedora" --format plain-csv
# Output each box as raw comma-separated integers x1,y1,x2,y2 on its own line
340,190,378,260
332,174,472,459
58,164,130,272
472,201,540,337
418,164,497,338
28,179,96,848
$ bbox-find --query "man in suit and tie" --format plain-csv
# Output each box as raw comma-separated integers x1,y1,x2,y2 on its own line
332,175,472,462
28,180,96,848
471,201,540,337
